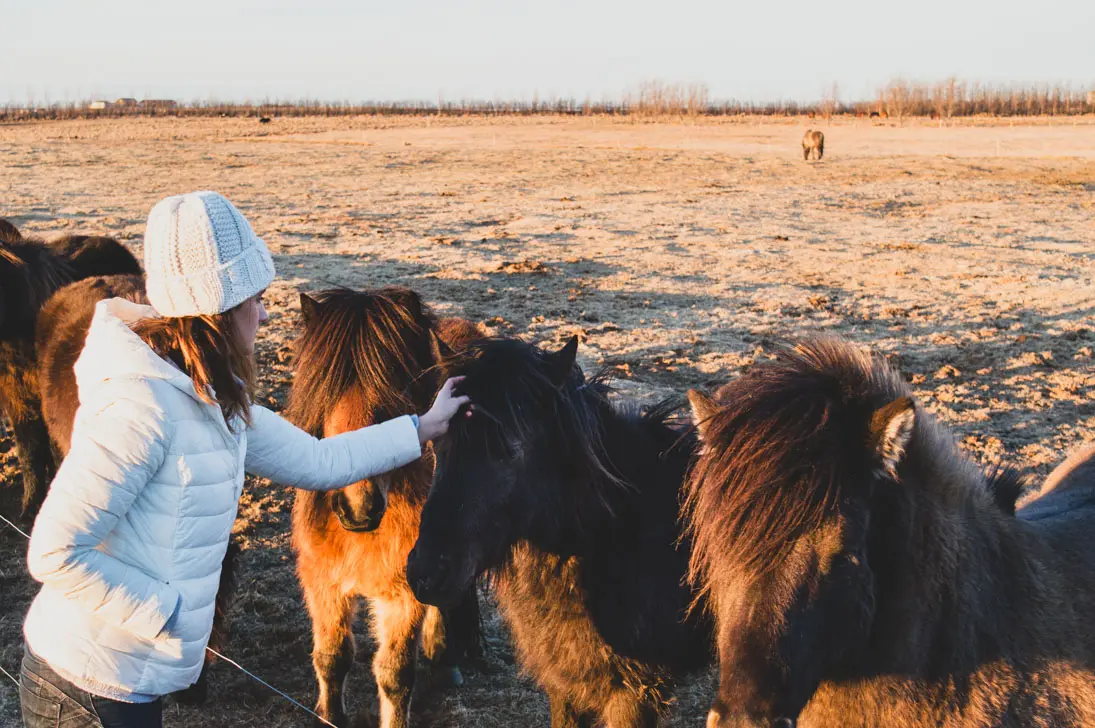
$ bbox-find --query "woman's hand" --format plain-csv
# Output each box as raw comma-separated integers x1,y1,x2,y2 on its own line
417,377,472,444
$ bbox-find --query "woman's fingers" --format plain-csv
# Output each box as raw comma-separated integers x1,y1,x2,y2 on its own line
441,376,466,396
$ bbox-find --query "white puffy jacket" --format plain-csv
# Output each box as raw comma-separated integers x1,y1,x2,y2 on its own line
24,298,421,699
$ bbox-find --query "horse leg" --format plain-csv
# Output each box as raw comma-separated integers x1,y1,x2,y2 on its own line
11,412,54,519
304,583,355,727
601,689,659,728
422,582,482,686
803,146,810,161
370,595,423,728
548,690,585,728
418,605,463,688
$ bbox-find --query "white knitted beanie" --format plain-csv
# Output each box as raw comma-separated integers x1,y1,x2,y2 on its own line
143,191,276,317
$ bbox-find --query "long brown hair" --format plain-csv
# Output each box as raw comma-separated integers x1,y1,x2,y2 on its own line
132,308,256,427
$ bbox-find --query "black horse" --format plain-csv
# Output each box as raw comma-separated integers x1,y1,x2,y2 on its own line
0,219,141,518
407,336,711,727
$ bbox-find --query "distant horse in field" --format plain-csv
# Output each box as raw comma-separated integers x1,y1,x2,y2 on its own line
0,219,141,517
684,337,1095,728
407,336,712,727
33,273,237,705
802,130,824,161
289,287,483,728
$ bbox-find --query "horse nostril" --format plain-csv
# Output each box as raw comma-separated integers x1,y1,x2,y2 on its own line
435,552,451,575
407,548,450,597
368,493,386,521
773,719,795,728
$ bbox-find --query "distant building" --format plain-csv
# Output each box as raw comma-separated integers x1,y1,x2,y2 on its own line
115,97,138,107
88,100,110,110
139,99,178,110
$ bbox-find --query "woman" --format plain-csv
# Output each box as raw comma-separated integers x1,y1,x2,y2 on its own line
19,191,469,727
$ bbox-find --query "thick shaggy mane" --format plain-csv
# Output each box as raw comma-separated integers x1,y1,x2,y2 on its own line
685,338,916,591
443,337,639,494
286,287,438,436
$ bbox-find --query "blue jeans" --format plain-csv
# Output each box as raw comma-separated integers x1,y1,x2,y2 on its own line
19,647,163,728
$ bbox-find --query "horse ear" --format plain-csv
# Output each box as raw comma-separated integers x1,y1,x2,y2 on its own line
870,396,916,480
687,389,719,440
389,287,425,318
299,292,320,325
0,218,21,241
548,336,579,387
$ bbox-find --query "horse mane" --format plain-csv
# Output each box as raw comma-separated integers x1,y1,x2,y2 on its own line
286,287,440,437
984,461,1027,515
444,338,664,500
685,337,1010,591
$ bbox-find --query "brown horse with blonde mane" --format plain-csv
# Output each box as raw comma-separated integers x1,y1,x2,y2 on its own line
288,287,482,728
685,337,1095,728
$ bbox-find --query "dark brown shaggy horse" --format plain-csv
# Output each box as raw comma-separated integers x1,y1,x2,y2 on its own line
0,218,141,518
407,336,712,727
36,275,146,452
684,337,1095,728
289,287,483,728
33,273,237,706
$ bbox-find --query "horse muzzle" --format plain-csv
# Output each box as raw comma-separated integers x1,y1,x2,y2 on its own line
331,489,386,532
406,548,467,608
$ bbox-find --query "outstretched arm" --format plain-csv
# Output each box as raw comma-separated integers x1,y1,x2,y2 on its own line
246,377,470,490
245,406,421,490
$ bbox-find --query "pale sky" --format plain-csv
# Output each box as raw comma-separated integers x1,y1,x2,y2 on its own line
4,0,1093,105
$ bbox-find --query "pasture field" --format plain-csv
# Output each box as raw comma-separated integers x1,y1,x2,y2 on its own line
1,115,1094,726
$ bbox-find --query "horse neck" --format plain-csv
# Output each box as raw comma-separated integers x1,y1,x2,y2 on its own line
550,399,687,556
866,461,1059,674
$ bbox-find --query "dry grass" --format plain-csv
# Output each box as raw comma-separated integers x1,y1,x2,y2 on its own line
4,78,1092,122
1,115,1094,727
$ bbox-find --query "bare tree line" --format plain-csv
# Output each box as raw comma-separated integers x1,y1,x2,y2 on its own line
2,78,1093,122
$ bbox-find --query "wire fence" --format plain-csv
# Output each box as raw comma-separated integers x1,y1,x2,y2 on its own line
0,510,336,727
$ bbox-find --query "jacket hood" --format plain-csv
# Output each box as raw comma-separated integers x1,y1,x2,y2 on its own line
74,298,205,403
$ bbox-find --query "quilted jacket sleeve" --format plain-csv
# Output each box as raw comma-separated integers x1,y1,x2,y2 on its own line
26,380,180,641
245,405,422,490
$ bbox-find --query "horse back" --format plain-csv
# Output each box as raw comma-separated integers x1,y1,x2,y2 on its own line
36,274,146,454
49,235,141,280
1018,442,1095,549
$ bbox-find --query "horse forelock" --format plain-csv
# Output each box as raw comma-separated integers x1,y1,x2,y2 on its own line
685,338,907,587
444,338,632,495
287,287,439,437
